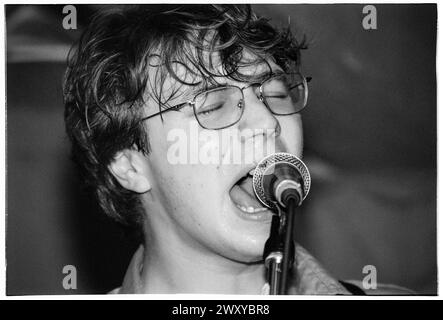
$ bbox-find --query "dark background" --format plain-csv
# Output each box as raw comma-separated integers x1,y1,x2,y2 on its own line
6,4,437,295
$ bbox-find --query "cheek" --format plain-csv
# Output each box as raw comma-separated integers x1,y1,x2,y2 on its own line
147,156,227,238
146,123,226,209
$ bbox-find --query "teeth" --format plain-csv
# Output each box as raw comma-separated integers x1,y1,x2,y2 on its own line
235,204,268,214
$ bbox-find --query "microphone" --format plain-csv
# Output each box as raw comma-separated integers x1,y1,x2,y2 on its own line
253,153,311,295
253,153,311,209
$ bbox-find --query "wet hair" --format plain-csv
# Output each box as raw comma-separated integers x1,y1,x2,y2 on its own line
63,4,306,237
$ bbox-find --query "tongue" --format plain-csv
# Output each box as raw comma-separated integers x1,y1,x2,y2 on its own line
229,176,265,209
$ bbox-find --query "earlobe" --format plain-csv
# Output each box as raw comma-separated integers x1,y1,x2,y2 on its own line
108,150,151,193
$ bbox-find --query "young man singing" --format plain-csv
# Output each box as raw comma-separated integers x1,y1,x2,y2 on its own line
63,5,411,295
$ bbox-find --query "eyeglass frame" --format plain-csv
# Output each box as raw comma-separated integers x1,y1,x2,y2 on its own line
141,72,312,130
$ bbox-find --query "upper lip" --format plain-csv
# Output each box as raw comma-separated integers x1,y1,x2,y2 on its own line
231,163,258,187
229,150,287,187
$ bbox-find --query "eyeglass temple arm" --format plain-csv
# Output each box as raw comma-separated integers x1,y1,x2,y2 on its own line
141,102,188,121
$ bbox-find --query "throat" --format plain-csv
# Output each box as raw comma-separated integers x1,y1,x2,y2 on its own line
135,244,267,294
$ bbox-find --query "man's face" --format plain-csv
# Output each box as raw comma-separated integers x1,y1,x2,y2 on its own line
140,55,303,263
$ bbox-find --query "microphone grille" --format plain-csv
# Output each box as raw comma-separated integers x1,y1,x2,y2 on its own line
252,153,311,209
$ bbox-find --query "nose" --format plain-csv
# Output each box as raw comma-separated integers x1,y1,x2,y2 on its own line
237,87,280,139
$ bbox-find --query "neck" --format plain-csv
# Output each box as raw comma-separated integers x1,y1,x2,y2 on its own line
135,222,267,294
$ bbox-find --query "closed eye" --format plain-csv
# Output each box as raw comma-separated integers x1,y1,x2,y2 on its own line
265,93,289,98
263,91,290,99
197,104,223,116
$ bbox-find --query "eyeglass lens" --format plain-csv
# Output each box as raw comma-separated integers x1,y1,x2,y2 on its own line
193,73,307,129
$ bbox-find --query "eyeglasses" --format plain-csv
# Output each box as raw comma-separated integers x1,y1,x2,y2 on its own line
142,72,311,130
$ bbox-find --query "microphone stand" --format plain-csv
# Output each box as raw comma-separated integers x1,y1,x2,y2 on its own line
279,195,297,295
263,213,283,295
264,200,296,295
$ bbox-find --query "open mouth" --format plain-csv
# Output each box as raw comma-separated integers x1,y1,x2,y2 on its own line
229,168,271,217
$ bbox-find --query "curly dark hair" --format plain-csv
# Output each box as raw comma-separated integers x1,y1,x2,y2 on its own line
63,4,306,236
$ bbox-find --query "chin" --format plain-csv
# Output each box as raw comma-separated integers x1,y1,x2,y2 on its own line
219,230,270,264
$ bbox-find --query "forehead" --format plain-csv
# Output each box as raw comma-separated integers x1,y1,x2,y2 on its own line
146,50,283,109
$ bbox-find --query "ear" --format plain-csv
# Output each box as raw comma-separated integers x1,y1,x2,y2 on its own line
108,149,151,193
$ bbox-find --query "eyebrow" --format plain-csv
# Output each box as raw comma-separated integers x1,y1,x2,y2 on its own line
250,69,283,83
164,68,285,108
238,67,286,84
164,78,221,107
